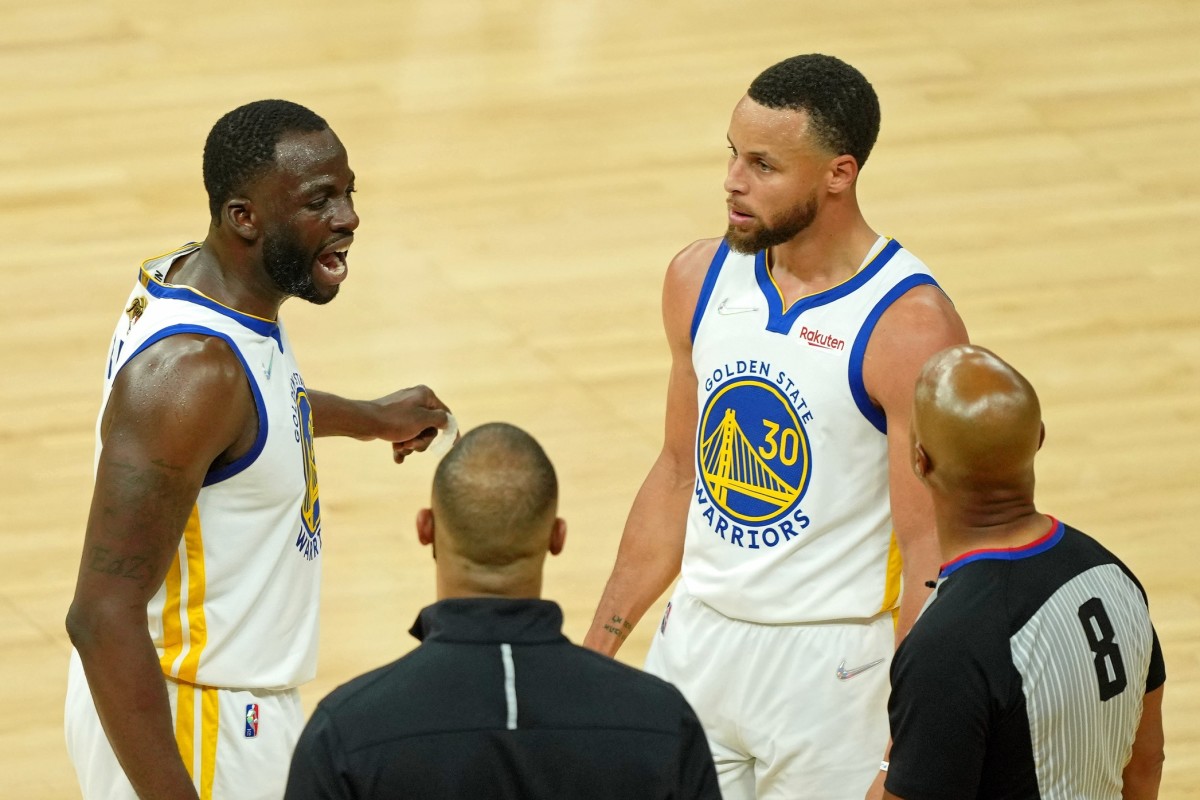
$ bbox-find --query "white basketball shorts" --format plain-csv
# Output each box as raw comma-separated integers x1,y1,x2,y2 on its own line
65,649,303,800
645,583,892,800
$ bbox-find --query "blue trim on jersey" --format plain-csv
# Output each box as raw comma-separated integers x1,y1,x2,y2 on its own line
120,324,270,487
690,240,731,343
757,238,903,335
939,519,1065,578
143,274,284,351
847,272,942,434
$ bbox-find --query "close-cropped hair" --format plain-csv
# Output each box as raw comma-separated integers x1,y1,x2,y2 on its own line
748,54,881,169
202,99,328,222
432,423,558,565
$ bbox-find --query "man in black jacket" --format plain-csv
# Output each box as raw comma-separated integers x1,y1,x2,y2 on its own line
284,422,721,799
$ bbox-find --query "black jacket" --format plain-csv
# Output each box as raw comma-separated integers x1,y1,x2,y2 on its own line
284,598,720,799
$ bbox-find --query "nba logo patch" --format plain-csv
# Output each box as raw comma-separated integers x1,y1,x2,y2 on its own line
660,601,673,635
245,704,260,738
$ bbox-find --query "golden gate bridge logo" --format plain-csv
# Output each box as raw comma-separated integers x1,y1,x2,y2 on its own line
698,378,810,524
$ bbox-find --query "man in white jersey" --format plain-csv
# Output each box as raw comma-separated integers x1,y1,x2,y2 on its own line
885,344,1165,799
584,54,968,799
64,100,452,800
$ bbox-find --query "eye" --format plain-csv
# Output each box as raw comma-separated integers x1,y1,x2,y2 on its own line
307,196,329,210
727,145,737,158
346,186,356,198
756,160,772,173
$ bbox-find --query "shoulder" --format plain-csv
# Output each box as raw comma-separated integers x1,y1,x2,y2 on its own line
312,657,409,718
566,643,697,711
663,237,725,344
116,332,246,395
863,281,968,407
666,238,724,283
871,282,966,355
105,333,252,436
903,574,1010,666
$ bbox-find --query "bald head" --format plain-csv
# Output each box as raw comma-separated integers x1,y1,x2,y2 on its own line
430,423,559,567
912,345,1043,493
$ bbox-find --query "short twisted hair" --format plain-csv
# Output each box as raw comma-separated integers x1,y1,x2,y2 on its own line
202,99,328,222
748,54,881,169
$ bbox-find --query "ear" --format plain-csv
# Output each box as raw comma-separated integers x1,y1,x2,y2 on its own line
548,518,566,556
826,154,860,195
912,442,932,483
223,197,260,242
1037,422,1046,451
416,508,435,548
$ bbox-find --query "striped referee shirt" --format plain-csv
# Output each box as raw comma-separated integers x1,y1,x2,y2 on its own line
886,519,1165,799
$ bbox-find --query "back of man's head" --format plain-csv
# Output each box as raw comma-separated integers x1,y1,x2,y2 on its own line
431,423,559,568
913,344,1043,494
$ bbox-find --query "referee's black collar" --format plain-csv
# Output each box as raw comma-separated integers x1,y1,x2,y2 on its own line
409,597,570,645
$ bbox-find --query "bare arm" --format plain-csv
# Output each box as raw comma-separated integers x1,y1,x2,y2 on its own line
862,284,968,640
1123,685,1165,799
307,385,451,462
583,240,716,656
65,335,255,800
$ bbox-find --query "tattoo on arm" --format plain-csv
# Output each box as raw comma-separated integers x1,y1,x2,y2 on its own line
87,546,156,587
603,615,635,639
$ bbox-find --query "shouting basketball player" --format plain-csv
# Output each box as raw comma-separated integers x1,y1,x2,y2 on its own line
65,100,452,800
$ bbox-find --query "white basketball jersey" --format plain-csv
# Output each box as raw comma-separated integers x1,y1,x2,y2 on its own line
684,237,939,624
95,243,323,689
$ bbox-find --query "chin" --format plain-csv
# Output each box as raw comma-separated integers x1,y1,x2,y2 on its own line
307,286,339,306
725,227,759,255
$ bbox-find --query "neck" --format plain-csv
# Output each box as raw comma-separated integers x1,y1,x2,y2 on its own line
167,233,286,320
768,206,879,294
436,558,544,601
932,490,1052,567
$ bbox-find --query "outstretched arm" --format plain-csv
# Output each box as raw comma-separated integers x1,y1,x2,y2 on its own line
66,335,255,800
308,385,452,462
583,240,715,656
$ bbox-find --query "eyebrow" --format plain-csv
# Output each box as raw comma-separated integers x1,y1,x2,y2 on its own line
297,171,355,195
727,137,772,158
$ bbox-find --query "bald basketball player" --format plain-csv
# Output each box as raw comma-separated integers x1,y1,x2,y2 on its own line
883,345,1165,799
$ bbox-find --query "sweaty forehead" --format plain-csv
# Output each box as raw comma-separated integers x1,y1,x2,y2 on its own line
729,95,815,151
271,129,348,185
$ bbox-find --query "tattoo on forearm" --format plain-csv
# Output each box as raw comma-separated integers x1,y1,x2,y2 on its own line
88,546,154,585
603,614,634,639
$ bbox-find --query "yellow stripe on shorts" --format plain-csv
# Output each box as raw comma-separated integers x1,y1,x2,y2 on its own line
879,530,903,627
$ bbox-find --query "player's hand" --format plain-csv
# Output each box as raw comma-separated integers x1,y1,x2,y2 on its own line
366,385,453,462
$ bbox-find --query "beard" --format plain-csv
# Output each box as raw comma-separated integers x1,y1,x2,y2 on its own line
262,224,338,305
725,193,819,255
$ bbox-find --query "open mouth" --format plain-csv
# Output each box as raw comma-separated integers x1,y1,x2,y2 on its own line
316,240,351,284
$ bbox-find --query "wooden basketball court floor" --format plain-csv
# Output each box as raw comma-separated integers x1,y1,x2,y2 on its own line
2,0,1197,795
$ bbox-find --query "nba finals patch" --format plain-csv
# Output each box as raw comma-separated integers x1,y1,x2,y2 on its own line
660,601,673,635
695,369,814,549
245,703,260,738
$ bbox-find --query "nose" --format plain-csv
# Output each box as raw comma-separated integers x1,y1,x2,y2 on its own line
724,157,747,196
334,197,359,233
